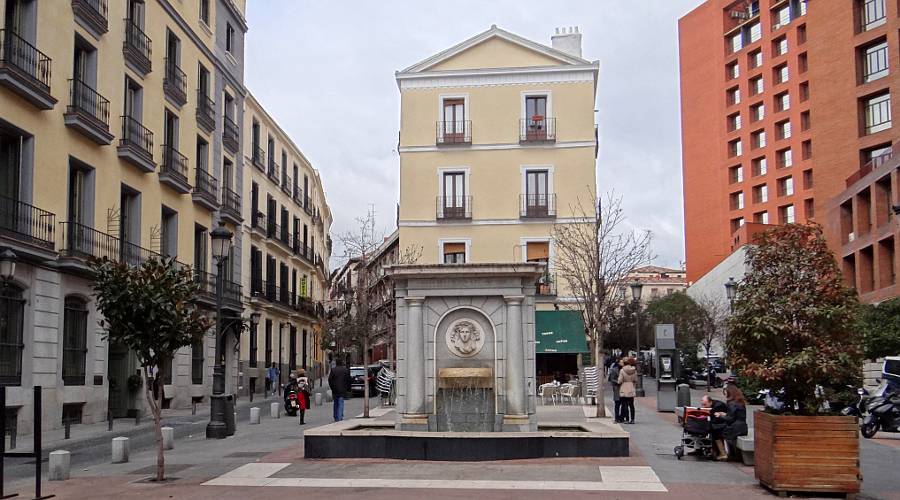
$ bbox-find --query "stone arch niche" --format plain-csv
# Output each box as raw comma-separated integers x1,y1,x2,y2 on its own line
433,307,496,431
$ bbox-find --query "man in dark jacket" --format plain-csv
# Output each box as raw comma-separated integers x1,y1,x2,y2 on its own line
608,357,622,423
328,358,352,421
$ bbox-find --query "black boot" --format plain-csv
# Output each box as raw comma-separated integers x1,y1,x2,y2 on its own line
300,411,305,425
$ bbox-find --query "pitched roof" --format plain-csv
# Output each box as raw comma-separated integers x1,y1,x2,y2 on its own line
398,24,592,75
631,265,685,275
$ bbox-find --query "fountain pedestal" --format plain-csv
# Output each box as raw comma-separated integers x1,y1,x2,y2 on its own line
388,263,544,432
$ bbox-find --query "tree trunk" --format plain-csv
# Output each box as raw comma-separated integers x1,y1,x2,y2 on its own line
362,336,370,418
143,367,165,482
594,332,607,418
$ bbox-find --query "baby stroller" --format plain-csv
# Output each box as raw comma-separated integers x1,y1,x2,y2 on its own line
674,407,715,460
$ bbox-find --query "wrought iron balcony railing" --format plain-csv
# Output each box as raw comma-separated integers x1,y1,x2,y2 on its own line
123,19,151,74
160,144,190,192
252,146,265,170
267,161,280,183
196,89,215,132
193,168,219,204
436,120,471,145
71,0,108,34
0,29,52,93
519,117,556,142
520,193,557,218
163,58,187,105
67,79,110,128
0,194,56,249
222,115,239,153
221,186,240,218
120,115,153,158
60,221,159,266
436,196,472,220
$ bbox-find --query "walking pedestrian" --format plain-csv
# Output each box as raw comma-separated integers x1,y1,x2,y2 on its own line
328,358,352,421
296,369,311,425
617,357,638,424
607,356,623,423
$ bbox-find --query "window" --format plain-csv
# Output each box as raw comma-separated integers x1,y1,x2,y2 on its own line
778,120,792,139
752,130,766,149
730,32,743,53
443,241,467,264
191,339,203,384
804,198,815,218
775,64,789,84
778,148,793,168
731,191,745,210
802,140,812,160
776,92,791,111
62,403,84,425
779,176,794,196
198,63,210,98
749,49,763,69
249,321,258,368
753,156,768,176
727,62,740,80
729,139,743,157
441,98,467,140
728,113,742,131
754,184,769,203
751,76,764,96
264,319,272,367
160,207,177,258
194,224,207,274
748,21,762,44
525,241,550,263
524,169,551,217
440,171,467,218
731,217,745,233
62,297,88,386
801,111,811,131
799,82,809,102
864,93,892,134
774,5,791,28
780,204,795,223
774,37,788,56
68,161,92,226
863,40,889,82
289,326,297,371
861,0,886,31
798,53,808,73
199,0,210,25
863,143,893,166
729,165,744,184
755,211,769,224
797,23,807,43
751,103,765,122
727,86,741,105
225,22,235,53
803,169,813,189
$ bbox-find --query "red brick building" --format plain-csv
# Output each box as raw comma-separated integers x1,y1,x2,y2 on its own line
679,0,900,288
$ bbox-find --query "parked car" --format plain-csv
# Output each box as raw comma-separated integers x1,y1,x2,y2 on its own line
350,365,379,396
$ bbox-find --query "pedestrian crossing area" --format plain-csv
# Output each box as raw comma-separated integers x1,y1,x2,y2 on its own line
202,462,668,492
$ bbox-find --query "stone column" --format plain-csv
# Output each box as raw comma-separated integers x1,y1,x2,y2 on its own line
405,297,426,416
504,296,526,417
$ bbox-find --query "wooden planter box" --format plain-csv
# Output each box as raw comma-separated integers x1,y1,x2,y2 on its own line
754,412,860,495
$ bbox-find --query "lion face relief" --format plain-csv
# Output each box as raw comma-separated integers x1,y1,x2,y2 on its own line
446,319,485,358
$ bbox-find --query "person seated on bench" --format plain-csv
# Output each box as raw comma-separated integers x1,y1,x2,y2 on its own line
711,384,749,461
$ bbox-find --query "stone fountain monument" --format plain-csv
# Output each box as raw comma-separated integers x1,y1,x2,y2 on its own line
389,263,543,432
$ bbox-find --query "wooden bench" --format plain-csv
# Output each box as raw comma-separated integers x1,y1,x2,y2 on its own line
736,433,754,465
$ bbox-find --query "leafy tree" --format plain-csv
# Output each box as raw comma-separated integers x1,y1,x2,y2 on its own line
644,292,705,354
727,223,862,415
91,257,211,481
606,300,653,352
857,298,900,360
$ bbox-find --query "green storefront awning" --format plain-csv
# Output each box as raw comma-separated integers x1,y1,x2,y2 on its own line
535,311,589,354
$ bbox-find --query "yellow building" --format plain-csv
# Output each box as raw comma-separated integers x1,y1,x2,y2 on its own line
0,0,248,432
241,93,332,395
396,26,599,379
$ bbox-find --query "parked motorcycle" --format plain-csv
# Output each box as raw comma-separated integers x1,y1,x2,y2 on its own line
861,387,900,439
840,387,869,418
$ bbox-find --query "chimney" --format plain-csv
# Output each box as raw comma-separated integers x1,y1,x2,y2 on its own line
551,26,582,58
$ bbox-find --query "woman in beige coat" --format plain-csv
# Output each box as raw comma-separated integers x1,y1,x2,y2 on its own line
617,357,638,424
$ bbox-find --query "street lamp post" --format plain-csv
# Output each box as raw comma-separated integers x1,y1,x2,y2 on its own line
0,249,17,285
724,276,737,312
206,223,233,439
629,280,645,397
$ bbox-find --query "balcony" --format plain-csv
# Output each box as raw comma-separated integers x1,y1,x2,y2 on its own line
0,29,56,109
222,116,239,154
267,221,280,240
220,186,241,225
251,211,266,232
281,174,292,195
251,146,265,171
279,227,292,248
436,120,471,145
162,58,187,107
194,270,241,308
303,196,313,215
192,168,219,211
535,272,557,297
159,144,191,194
64,79,113,144
0,194,56,251
195,90,215,133
117,115,155,172
436,196,472,220
520,193,557,218
520,117,556,143
71,0,108,36
59,221,160,269
267,161,280,183
122,19,151,76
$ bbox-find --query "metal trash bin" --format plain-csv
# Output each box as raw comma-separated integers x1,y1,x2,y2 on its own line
677,383,692,408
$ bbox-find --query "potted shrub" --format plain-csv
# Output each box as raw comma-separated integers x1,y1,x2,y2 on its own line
727,223,863,496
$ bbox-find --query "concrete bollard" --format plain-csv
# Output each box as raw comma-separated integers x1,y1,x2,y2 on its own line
315,392,323,406
250,407,260,424
49,450,70,481
112,437,129,463
325,390,333,403
161,427,174,450
271,402,280,419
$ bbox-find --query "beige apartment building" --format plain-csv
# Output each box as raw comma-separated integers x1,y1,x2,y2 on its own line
241,93,332,395
0,0,249,434
396,25,599,378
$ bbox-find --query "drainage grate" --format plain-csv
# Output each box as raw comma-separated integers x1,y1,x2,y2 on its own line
130,463,194,475
224,451,270,458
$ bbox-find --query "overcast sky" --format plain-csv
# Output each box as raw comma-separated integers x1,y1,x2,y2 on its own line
245,0,702,269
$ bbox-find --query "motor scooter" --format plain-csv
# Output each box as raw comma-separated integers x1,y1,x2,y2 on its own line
840,387,869,418
861,387,900,438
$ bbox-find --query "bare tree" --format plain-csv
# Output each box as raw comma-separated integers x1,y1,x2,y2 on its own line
552,190,653,418
693,294,729,390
